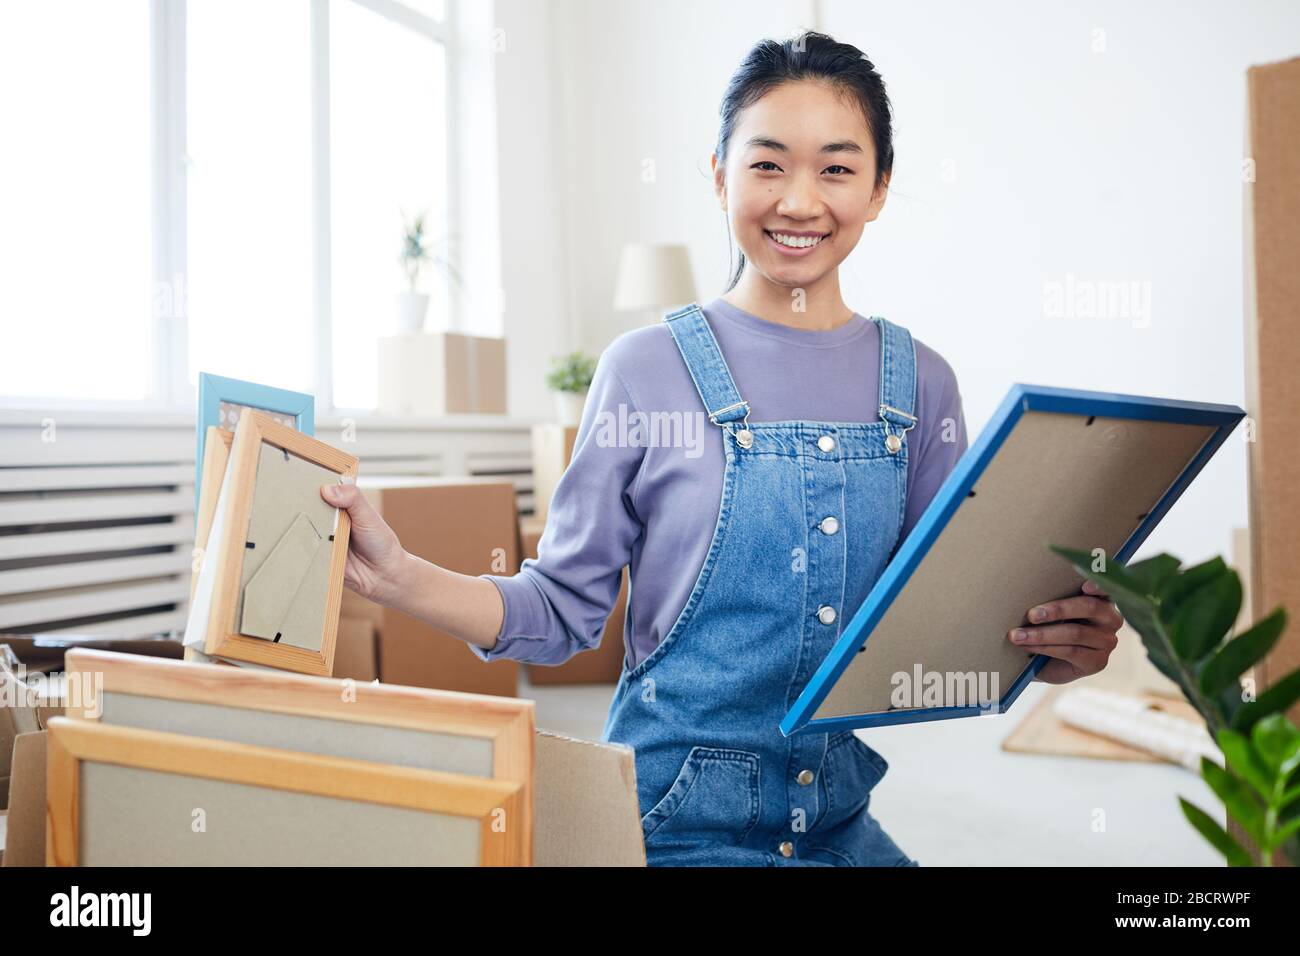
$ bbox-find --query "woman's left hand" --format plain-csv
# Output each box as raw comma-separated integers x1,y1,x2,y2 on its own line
1009,579,1124,684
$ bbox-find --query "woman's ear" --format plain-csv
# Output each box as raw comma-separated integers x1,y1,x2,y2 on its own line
864,171,890,223
712,153,727,211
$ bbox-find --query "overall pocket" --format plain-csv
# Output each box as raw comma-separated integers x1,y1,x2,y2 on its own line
640,746,761,849
816,730,889,830
805,731,911,866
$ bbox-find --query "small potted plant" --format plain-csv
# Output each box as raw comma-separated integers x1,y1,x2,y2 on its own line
546,352,596,426
397,207,461,333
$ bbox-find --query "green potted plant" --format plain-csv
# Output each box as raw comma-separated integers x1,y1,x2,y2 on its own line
1050,545,1300,866
545,352,596,426
397,207,461,333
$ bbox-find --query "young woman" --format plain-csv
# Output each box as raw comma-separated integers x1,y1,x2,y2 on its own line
323,31,1124,867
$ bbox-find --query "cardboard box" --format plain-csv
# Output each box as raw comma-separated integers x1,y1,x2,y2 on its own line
1,648,44,811
535,729,644,866
333,617,378,682
520,516,626,685
531,424,579,523
340,581,385,629
378,331,507,416
1,731,45,867
352,478,520,697
1243,55,1300,723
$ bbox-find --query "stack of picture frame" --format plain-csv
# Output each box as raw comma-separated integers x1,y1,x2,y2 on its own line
187,404,358,676
194,372,317,510
49,649,537,866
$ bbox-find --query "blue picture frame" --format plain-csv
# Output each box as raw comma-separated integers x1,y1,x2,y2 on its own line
780,383,1246,737
194,373,316,510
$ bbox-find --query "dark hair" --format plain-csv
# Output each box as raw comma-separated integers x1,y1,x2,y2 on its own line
715,31,895,291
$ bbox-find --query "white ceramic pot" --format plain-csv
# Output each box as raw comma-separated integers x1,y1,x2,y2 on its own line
395,292,430,334
554,390,587,427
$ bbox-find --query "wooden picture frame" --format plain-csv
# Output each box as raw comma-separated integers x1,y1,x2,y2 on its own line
194,373,315,512
63,647,536,863
46,717,526,866
191,425,234,601
188,408,358,675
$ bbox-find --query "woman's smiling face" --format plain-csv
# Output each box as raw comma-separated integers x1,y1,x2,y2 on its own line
714,78,889,291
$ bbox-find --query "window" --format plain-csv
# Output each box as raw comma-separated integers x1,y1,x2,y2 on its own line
186,0,315,394
329,0,449,410
0,0,153,402
0,0,496,413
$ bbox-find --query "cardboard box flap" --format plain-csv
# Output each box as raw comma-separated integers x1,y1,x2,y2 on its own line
534,728,645,867
2,730,46,867
2,651,43,799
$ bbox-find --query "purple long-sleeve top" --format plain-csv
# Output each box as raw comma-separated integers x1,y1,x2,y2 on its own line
472,297,970,668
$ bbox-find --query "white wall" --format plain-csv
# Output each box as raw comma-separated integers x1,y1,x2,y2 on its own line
823,0,1300,566
497,0,1300,567
492,0,584,417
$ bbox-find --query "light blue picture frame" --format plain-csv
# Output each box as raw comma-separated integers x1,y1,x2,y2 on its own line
780,383,1247,737
194,373,316,510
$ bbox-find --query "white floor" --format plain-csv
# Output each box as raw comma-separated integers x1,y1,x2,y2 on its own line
523,675,1225,866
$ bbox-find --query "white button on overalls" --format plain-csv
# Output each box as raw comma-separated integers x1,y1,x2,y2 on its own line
819,516,839,535
817,605,837,625
779,841,794,858
797,769,815,786
817,434,836,453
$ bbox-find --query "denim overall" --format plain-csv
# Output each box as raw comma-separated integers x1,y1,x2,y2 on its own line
600,303,921,867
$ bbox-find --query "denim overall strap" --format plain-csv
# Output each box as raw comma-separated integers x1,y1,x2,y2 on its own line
871,316,919,450
663,304,750,428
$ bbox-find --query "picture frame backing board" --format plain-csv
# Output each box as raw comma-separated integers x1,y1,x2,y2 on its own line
46,717,525,866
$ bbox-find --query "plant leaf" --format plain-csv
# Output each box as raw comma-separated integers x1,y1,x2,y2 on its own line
1199,608,1287,697
1232,669,1300,733
1275,814,1300,847
1158,556,1230,618
1283,772,1300,813
1210,681,1246,730
1125,554,1182,594
1048,545,1150,602
1216,728,1275,800
1249,712,1300,778
1201,756,1267,845
1048,546,1232,734
1179,797,1254,866
1170,569,1242,661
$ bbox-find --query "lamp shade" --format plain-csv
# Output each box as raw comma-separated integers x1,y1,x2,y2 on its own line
612,243,697,311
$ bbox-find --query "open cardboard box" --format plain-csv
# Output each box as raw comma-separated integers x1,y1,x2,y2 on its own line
340,478,522,697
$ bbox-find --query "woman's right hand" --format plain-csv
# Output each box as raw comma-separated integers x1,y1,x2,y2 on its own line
320,483,408,606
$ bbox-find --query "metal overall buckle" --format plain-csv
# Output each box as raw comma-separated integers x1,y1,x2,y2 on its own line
709,400,754,449
878,403,917,454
